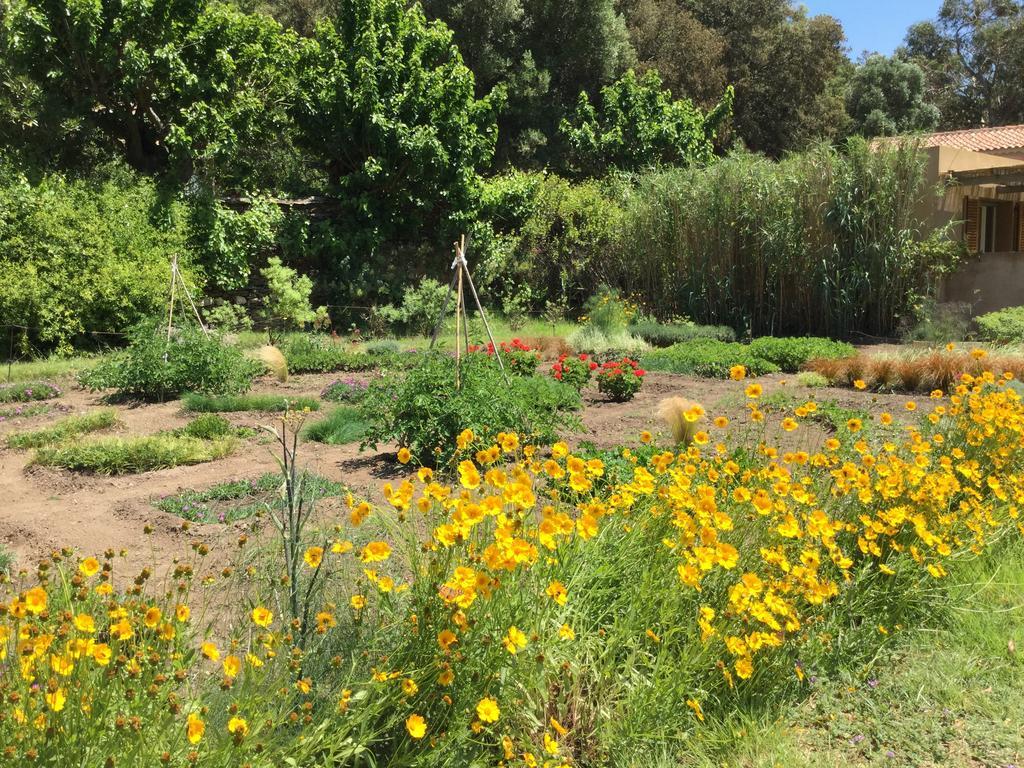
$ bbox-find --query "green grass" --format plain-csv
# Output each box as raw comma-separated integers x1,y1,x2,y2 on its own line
6,409,118,449
2,354,101,383
302,406,370,445
34,434,237,474
0,545,11,575
677,541,1024,768
181,392,321,413
154,471,344,523
0,402,56,420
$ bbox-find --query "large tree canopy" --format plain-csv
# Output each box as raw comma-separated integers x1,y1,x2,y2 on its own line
901,0,1024,130
846,55,940,137
561,69,733,175
4,0,298,177
291,0,498,246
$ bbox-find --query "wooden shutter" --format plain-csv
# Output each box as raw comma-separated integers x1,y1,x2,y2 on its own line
964,196,979,252
1017,203,1024,253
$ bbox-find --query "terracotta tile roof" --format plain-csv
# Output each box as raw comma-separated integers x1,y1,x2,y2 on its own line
922,124,1024,152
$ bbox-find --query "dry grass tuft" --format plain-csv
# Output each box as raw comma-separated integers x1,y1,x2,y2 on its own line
658,396,704,446
252,345,288,382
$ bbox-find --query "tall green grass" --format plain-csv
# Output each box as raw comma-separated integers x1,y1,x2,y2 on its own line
7,409,118,449
302,406,370,445
612,140,958,338
182,392,321,413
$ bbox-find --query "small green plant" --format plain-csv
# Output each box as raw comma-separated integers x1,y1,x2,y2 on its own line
0,402,55,421
581,285,634,334
976,305,1024,343
0,545,11,575
501,285,533,331
7,409,118,449
629,320,736,347
259,257,319,344
0,381,62,403
373,277,450,336
641,340,780,378
34,434,237,474
550,353,598,390
282,335,379,374
796,371,829,388
182,393,321,413
204,302,253,333
320,378,370,404
595,357,646,402
747,337,856,373
364,339,400,356
470,339,540,376
361,354,581,466
302,406,371,445
176,414,238,440
79,321,262,400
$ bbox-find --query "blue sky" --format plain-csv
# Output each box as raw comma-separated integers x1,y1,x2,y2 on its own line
799,0,939,58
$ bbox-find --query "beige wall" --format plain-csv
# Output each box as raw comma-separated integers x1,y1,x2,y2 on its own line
921,146,1024,313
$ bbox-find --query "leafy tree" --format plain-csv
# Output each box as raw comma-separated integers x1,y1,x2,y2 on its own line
561,69,733,174
3,0,298,178
846,55,940,137
901,0,1024,129
619,0,728,108
260,257,315,343
681,0,849,155
290,0,497,257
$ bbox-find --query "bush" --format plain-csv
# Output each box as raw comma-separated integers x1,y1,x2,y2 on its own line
365,339,401,356
596,358,646,402
79,322,262,400
177,414,237,440
373,278,450,337
282,335,379,374
567,325,649,360
629,320,736,347
902,298,972,343
182,393,320,413
550,353,598,390
0,381,62,403
7,409,118,449
34,434,236,474
469,339,540,376
302,406,371,445
0,164,192,353
581,286,635,334
976,305,1024,343
361,354,581,466
747,336,856,373
320,378,370,404
259,257,318,343
641,340,781,378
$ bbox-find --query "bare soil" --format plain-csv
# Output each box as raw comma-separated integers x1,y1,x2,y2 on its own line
0,369,919,575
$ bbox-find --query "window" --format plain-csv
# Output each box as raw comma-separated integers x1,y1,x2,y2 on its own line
980,204,997,253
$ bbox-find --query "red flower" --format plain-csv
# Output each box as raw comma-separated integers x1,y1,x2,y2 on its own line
634,369,646,377
554,371,562,380
579,354,588,361
589,362,598,370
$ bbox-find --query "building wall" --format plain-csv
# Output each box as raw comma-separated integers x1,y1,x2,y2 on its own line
942,251,1024,314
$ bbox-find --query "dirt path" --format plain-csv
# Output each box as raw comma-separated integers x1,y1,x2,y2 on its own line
0,369,917,573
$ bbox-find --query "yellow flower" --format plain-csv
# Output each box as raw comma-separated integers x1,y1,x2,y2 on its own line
714,416,729,428
456,428,475,450
458,460,481,489
251,606,273,627
397,447,412,464
79,557,101,577
879,412,893,426
303,546,324,568
91,643,112,666
846,418,862,432
476,696,500,723
44,687,66,713
905,401,917,411
502,626,528,654
360,541,392,563
350,595,366,610
639,430,653,444
544,733,559,755
176,604,191,622
558,623,575,641
201,642,220,662
546,580,568,606
406,714,427,739
143,606,161,629
781,417,798,432
729,365,747,381
187,713,205,744
550,716,568,736
401,677,418,696
686,698,705,722
437,629,458,652
74,613,96,634
227,716,249,737
745,383,763,399
735,656,754,679
23,587,47,615
853,379,866,390
223,655,242,678
110,619,133,641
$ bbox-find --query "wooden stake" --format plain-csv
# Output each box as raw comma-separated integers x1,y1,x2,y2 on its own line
455,246,464,390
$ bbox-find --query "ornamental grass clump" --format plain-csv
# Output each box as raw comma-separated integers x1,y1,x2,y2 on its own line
6,409,117,449
595,357,646,401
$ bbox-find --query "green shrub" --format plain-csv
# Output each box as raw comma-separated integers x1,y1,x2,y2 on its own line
747,337,856,373
282,335,379,374
0,545,11,575
0,381,62,403
796,371,829,388
303,406,371,445
641,340,780,378
0,164,192,353
976,305,1024,343
320,378,370,404
582,286,633,334
567,325,649,360
7,409,118,449
629,320,736,347
364,339,400,356
550,353,597,390
360,354,581,466
259,257,319,344
177,414,236,440
902,298,972,343
182,392,320,413
372,278,450,336
596,358,646,402
79,322,261,400
34,434,236,474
